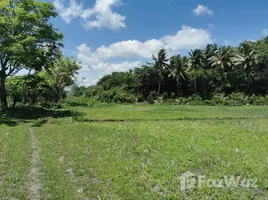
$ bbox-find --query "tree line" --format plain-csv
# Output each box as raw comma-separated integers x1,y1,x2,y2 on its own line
74,38,268,103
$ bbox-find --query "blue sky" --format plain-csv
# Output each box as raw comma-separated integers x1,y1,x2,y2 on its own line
47,0,268,86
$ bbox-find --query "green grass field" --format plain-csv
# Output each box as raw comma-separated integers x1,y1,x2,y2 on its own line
0,105,268,199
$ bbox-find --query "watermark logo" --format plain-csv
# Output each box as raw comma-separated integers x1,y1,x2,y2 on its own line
179,171,258,191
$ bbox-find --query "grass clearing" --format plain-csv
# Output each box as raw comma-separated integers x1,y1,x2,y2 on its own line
76,105,268,121
0,105,268,199
0,124,32,199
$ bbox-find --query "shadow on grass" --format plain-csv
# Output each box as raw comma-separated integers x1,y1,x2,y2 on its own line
78,117,258,123
0,106,83,127
0,118,20,126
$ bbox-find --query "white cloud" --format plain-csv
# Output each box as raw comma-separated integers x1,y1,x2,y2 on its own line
76,43,143,74
53,0,126,30
95,39,165,60
92,61,142,75
162,25,212,51
77,77,99,86
193,5,214,16
76,26,213,84
262,29,268,36
79,64,90,72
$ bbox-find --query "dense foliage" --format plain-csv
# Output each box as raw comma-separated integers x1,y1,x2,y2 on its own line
73,38,268,104
6,57,80,108
0,0,81,109
0,0,63,109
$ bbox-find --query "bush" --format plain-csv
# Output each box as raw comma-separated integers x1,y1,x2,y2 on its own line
137,95,145,102
161,92,169,100
251,95,268,105
97,88,136,104
162,93,268,106
61,96,89,107
228,93,248,106
147,94,154,104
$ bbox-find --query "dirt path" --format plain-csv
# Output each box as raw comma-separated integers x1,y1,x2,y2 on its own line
28,128,41,200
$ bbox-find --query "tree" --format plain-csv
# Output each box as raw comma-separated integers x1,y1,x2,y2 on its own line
203,44,218,71
0,0,63,109
134,65,157,96
209,46,235,72
39,57,81,103
234,42,258,91
187,49,205,94
208,46,235,92
151,49,169,95
6,76,24,108
6,74,45,107
169,55,187,97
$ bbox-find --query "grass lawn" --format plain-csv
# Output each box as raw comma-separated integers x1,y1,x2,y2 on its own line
0,105,268,199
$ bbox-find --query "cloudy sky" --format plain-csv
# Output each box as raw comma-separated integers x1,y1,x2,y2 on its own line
47,0,268,86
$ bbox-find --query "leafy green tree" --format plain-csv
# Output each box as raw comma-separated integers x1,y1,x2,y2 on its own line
6,76,24,108
39,57,81,103
134,65,157,97
187,49,205,94
253,37,268,69
6,74,45,107
169,55,187,97
71,84,83,97
0,0,63,109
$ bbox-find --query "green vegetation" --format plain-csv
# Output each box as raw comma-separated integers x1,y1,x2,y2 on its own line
0,0,63,109
0,105,268,199
0,0,268,199
0,124,31,199
74,40,268,105
6,57,80,108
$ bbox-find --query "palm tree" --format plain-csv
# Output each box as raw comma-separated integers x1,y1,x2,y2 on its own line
169,55,187,97
187,49,205,94
208,46,236,92
234,43,258,91
151,49,169,95
203,44,218,71
208,46,235,72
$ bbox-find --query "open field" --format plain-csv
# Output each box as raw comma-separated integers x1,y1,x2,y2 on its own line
0,105,268,199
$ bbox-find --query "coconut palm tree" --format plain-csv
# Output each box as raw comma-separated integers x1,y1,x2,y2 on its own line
208,46,236,92
208,46,235,72
203,44,218,71
151,49,169,95
169,55,187,97
234,43,258,91
187,49,205,94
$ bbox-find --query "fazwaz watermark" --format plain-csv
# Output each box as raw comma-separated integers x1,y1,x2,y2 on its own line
179,171,258,191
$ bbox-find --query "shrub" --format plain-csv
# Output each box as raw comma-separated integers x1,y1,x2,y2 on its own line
162,93,268,106
147,94,154,104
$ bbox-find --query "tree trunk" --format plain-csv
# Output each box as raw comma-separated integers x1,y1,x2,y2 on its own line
157,80,161,96
12,96,17,108
194,71,197,94
55,93,59,103
176,77,179,97
54,87,61,103
246,73,250,92
0,69,8,110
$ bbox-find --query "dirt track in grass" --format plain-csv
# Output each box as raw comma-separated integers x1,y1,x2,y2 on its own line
28,128,41,200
